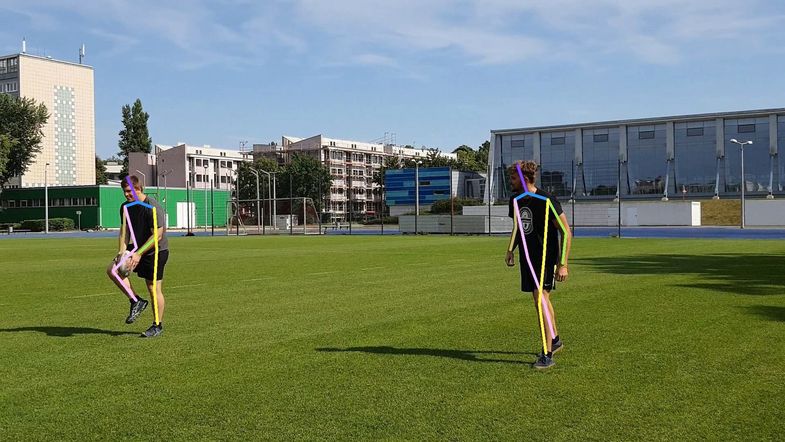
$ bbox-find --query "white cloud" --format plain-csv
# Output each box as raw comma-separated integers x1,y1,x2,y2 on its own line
2,0,784,69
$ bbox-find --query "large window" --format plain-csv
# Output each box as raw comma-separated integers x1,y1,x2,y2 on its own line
779,115,785,192
628,124,668,195
724,118,770,193
675,120,716,194
496,134,535,198
541,132,574,198
581,128,619,196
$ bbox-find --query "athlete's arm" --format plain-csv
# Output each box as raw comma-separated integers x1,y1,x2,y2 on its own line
553,212,572,281
506,220,518,267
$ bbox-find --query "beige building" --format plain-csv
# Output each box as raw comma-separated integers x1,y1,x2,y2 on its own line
253,135,456,220
129,143,252,192
0,52,95,188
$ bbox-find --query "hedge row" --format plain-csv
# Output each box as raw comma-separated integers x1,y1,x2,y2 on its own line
19,218,75,232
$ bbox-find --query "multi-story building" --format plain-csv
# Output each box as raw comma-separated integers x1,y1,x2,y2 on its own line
253,135,457,220
129,143,252,192
488,108,785,202
0,50,95,188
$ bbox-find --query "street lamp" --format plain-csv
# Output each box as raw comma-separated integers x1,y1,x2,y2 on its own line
134,170,146,188
258,169,273,232
730,138,753,229
44,162,50,234
249,168,262,234
160,169,173,225
415,160,422,235
203,164,209,232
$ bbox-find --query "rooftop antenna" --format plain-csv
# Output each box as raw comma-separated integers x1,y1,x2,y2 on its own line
79,44,85,64
21,38,26,54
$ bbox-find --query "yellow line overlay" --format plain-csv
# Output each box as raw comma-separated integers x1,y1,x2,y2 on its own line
547,200,570,265
507,217,518,252
152,207,161,325
536,203,550,354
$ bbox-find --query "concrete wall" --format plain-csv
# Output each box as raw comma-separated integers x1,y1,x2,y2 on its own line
745,200,785,226
399,215,511,234
463,201,702,226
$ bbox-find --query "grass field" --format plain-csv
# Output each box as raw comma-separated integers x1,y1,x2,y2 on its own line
1,235,783,440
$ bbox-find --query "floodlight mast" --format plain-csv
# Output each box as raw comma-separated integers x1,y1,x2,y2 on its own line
729,139,753,229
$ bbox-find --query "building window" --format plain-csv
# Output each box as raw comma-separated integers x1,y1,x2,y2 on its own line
510,140,525,148
20,200,28,207
8,58,18,73
551,137,565,145
638,130,655,139
0,59,6,74
220,176,227,183
220,161,226,168
593,134,609,142
8,200,15,208
686,127,704,137
737,124,756,133
195,159,202,167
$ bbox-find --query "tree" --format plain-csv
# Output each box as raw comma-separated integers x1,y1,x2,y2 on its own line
236,157,280,201
95,155,108,184
451,144,482,172
0,94,49,191
372,156,401,187
278,153,332,212
476,140,490,171
117,98,152,176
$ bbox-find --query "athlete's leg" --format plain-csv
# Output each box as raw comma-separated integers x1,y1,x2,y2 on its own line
145,279,165,323
106,261,137,301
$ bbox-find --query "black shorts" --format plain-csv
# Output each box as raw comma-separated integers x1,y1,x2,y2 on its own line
520,261,556,292
133,249,169,281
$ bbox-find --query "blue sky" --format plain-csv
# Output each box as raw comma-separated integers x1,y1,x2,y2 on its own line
2,0,785,158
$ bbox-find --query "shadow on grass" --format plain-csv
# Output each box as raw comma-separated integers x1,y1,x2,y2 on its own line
746,305,785,322
0,326,138,337
317,346,537,365
574,254,785,295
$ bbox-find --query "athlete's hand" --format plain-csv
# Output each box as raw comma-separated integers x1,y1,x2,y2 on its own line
556,265,568,282
505,251,515,267
127,252,142,271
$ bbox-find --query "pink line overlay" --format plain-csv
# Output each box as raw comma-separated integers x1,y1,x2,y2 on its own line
513,198,556,338
109,205,140,302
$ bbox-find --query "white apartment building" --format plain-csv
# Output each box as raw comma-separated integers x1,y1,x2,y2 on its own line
253,135,456,220
129,143,252,191
1,51,95,188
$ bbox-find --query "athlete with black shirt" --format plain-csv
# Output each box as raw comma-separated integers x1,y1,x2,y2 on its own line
505,160,572,369
106,176,169,338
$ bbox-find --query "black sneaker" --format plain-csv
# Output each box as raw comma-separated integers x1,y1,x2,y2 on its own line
552,338,564,354
140,323,163,338
125,299,148,324
533,353,555,369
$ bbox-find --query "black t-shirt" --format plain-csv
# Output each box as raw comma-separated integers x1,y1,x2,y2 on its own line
121,196,168,254
508,188,564,266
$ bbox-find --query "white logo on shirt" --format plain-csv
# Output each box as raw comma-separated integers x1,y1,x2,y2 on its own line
519,207,533,234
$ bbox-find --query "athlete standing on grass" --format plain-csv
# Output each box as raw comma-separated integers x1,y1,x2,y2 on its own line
505,160,572,369
105,176,169,338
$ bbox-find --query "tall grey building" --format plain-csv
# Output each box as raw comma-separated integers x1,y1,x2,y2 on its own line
488,109,784,202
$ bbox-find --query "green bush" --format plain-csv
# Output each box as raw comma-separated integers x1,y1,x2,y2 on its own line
430,197,483,214
20,218,75,232
363,216,399,225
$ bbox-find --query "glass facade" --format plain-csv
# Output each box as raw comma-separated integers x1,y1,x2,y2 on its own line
674,120,716,194
540,132,573,198
723,118,770,194
778,115,785,192
628,124,668,195
492,111,784,201
580,128,620,196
